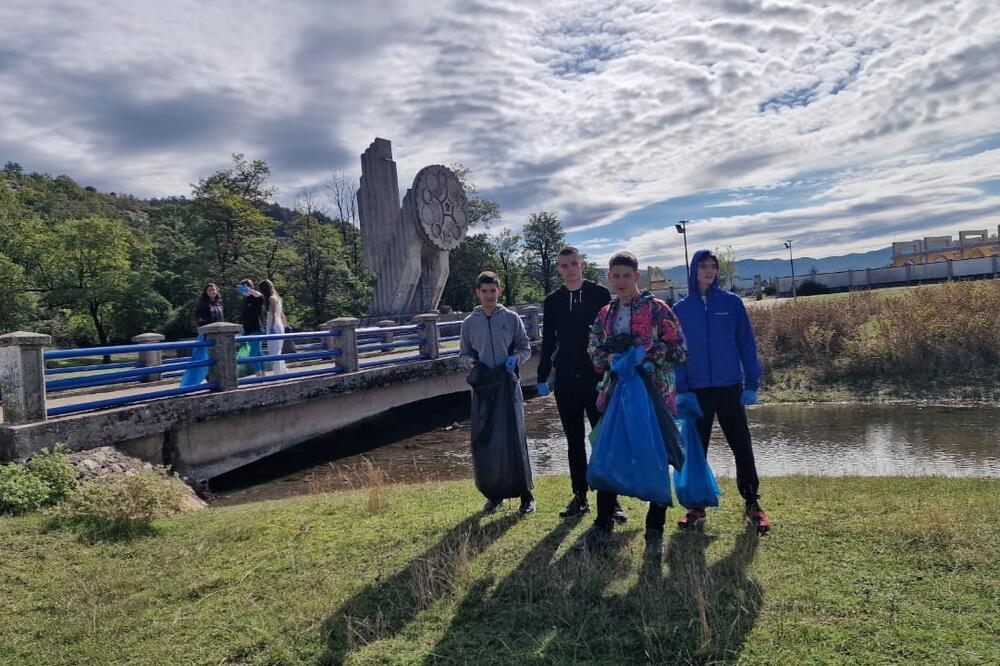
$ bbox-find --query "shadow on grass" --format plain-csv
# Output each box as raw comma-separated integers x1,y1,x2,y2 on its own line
320,512,521,664
425,524,761,665
44,516,158,544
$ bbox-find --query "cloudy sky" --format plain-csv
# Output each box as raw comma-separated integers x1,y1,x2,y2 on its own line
2,0,998,266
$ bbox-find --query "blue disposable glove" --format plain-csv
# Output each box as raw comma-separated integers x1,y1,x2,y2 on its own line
641,361,655,374
741,388,758,406
633,345,647,364
676,392,702,418
505,355,518,374
235,284,250,295
536,382,550,397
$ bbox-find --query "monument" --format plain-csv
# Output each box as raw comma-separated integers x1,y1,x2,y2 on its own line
358,138,470,316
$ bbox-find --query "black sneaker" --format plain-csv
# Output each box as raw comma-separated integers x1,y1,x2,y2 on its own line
518,498,536,515
559,494,590,518
572,524,613,553
483,498,503,514
612,502,628,524
644,529,667,559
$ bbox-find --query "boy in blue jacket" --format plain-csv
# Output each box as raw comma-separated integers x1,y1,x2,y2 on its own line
673,249,770,534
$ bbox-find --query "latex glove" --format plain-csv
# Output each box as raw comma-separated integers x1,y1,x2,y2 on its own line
536,382,550,397
505,355,518,374
741,388,758,406
676,392,702,418
641,361,655,374
633,345,647,364
235,284,250,295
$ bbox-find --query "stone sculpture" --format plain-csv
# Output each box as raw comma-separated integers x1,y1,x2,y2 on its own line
358,138,469,316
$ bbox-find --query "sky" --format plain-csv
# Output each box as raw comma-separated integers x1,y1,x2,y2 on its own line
1,0,998,267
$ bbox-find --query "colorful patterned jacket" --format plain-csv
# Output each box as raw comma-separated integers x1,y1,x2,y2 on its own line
588,290,687,415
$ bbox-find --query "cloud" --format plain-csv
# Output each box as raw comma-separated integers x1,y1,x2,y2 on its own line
0,0,996,267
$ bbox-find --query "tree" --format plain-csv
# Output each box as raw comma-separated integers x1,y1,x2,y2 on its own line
580,253,601,283
190,154,277,281
523,211,566,295
324,171,362,268
489,229,525,306
441,234,498,312
450,163,502,229
715,245,739,290
0,253,35,333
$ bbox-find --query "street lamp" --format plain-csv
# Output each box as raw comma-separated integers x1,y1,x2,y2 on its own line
784,240,797,299
675,220,690,274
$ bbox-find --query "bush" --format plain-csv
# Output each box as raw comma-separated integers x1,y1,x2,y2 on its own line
49,469,187,539
26,447,78,503
0,463,52,514
797,279,831,296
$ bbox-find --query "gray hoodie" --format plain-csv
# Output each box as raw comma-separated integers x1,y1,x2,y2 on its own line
459,305,532,370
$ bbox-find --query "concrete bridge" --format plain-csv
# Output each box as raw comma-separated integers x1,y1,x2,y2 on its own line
0,310,541,480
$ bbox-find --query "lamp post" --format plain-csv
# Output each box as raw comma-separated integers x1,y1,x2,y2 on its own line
675,220,690,274
784,240,797,299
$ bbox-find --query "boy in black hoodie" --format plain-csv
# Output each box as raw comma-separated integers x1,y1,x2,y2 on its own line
538,247,624,520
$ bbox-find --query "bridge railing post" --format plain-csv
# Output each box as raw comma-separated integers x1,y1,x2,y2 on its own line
198,322,242,391
0,332,51,424
520,305,541,342
412,313,440,360
377,319,396,353
325,318,360,373
132,332,166,382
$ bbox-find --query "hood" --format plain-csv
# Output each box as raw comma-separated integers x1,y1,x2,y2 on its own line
471,304,510,319
688,248,720,295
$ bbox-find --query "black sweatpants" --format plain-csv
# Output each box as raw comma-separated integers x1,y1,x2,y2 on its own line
595,490,668,532
693,384,760,503
554,380,601,497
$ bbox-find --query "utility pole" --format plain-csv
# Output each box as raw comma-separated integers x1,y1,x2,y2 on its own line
784,240,797,299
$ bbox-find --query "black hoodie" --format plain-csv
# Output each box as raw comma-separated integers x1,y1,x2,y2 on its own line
538,279,611,387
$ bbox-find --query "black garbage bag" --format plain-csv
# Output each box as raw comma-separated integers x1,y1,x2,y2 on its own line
466,362,533,500
637,365,686,471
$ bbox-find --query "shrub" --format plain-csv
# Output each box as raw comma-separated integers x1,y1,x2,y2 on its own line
26,447,78,504
49,469,187,539
0,463,52,514
797,279,831,296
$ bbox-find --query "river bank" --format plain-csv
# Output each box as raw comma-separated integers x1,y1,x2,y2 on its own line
2,475,998,665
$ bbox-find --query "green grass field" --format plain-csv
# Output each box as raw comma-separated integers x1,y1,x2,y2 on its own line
2,475,998,665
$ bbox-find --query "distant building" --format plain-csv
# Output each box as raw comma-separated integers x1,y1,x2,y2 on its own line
892,226,1000,266
596,267,672,290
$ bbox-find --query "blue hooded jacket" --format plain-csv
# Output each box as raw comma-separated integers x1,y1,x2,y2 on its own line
673,249,761,393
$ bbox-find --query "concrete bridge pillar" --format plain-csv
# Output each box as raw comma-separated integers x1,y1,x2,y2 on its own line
198,322,242,391
132,332,166,382
412,313,440,360
377,320,396,351
325,318,360,372
521,305,541,342
0,332,51,424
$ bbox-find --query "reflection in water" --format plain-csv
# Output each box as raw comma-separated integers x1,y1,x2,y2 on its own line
212,399,1000,506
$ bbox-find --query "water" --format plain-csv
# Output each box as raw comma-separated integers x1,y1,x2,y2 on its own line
211,399,1000,505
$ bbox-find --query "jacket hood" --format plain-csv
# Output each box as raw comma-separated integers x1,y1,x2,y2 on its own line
688,249,720,295
471,304,510,318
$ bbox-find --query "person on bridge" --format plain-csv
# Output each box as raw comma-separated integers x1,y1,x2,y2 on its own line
259,279,288,375
459,271,535,515
181,283,224,387
673,249,770,534
537,246,624,522
575,251,687,558
236,279,267,377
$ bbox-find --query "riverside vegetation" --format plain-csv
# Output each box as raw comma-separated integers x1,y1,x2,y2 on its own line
751,280,1000,403
1,474,998,665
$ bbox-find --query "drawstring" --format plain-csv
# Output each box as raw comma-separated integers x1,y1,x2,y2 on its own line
568,287,582,312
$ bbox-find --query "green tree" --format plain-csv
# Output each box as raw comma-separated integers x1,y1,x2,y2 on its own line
523,211,566,295
450,163,502,229
441,234,498,312
489,229,525,306
0,253,35,333
715,245,739,290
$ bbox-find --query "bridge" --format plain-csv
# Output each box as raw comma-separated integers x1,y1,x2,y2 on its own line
0,309,542,479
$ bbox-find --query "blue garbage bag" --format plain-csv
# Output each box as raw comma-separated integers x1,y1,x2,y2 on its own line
179,335,211,387
587,346,672,505
673,396,721,509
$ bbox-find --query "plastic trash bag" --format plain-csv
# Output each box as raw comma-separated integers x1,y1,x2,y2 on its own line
467,362,533,500
587,346,673,505
637,366,685,471
673,395,721,509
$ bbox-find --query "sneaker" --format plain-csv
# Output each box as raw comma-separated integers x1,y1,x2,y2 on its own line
677,508,707,530
572,524,613,553
644,529,668,559
746,501,770,534
518,498,536,515
559,494,590,518
483,498,503,514
612,502,629,524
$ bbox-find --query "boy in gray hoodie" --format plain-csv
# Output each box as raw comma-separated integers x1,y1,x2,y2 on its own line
459,271,535,514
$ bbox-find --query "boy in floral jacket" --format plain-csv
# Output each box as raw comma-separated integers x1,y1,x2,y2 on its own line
575,251,687,558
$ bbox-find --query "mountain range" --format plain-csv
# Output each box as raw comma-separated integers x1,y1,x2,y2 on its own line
660,247,893,286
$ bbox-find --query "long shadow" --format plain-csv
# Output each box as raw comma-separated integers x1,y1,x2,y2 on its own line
319,512,520,665
425,519,640,665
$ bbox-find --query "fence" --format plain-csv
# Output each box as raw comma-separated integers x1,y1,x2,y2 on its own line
0,307,542,424
776,255,1000,296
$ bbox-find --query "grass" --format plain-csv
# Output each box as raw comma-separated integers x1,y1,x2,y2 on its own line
2,475,998,665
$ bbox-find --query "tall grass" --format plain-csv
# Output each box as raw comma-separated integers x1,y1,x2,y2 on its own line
751,281,1000,390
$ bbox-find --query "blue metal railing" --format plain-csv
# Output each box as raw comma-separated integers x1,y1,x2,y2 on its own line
47,382,220,417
